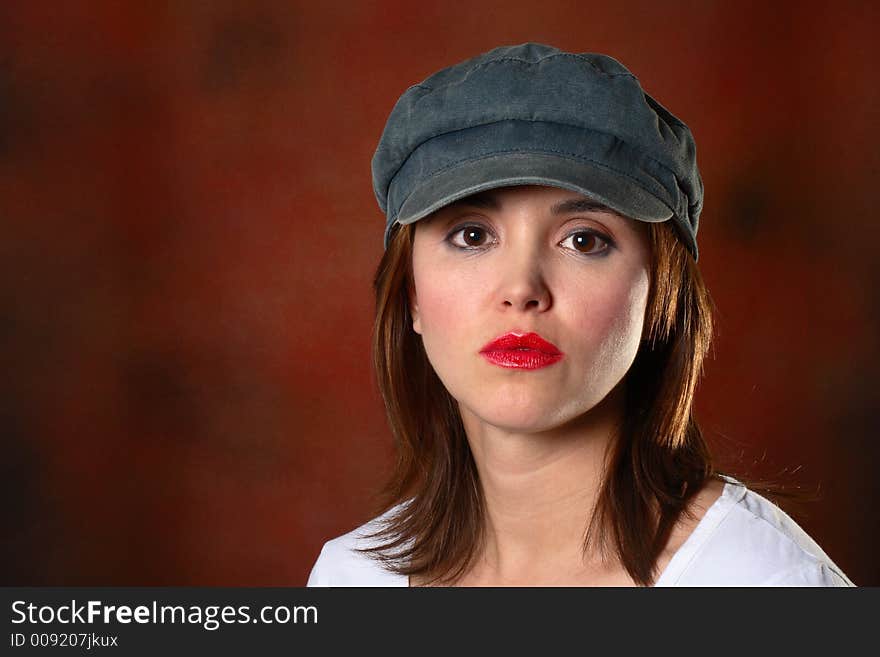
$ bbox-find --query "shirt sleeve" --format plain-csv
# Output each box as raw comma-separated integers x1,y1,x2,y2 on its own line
306,544,329,587
762,561,855,587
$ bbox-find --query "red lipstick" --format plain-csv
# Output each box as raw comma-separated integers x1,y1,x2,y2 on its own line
479,332,564,370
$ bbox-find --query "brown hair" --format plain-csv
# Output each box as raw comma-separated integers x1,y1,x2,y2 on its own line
361,216,718,586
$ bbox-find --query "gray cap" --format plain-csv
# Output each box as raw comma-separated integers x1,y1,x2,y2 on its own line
371,43,703,260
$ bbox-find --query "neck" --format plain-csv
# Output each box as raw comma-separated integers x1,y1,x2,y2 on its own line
458,383,625,583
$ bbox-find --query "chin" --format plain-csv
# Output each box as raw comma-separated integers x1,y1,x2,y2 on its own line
463,401,567,434
460,384,619,435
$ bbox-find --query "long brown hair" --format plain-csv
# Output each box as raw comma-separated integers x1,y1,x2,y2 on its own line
361,214,718,586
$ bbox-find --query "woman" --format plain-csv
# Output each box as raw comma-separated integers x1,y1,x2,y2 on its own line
307,43,853,586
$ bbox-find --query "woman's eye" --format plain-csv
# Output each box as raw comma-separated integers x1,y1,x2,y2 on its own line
561,230,612,255
448,225,491,248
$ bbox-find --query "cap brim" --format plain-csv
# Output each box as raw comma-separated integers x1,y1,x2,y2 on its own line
395,152,674,227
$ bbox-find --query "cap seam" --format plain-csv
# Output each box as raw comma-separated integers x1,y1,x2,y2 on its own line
385,118,684,202
386,117,690,199
412,52,636,95
390,148,676,224
388,120,683,214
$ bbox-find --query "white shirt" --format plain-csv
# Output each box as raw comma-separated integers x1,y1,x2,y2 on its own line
307,476,854,587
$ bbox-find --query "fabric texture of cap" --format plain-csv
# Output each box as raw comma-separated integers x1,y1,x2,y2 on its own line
371,43,703,260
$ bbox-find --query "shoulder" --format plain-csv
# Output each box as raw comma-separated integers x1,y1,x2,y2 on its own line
306,503,410,587
660,476,855,587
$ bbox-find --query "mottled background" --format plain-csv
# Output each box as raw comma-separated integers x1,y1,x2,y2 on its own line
2,1,877,586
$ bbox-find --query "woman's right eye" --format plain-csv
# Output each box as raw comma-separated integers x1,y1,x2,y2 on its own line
447,225,492,249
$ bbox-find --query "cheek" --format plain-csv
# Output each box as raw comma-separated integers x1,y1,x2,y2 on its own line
413,271,473,340
410,238,478,337
564,270,649,375
410,256,486,397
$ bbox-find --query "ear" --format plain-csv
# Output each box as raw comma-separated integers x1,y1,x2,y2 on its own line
408,283,422,335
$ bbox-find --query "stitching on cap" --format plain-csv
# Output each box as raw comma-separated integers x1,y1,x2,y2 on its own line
464,53,634,78
392,148,678,222
388,118,682,195
412,53,635,93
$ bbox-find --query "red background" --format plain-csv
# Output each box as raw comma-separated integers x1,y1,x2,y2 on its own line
2,1,877,585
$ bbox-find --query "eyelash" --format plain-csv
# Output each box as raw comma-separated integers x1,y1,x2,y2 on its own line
444,223,615,256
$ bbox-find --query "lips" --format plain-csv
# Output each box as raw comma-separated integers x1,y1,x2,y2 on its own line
479,332,564,370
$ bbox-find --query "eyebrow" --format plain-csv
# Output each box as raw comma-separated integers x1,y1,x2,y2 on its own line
550,197,616,215
448,191,616,215
448,191,500,210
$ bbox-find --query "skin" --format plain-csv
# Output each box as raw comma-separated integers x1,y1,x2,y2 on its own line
408,185,723,586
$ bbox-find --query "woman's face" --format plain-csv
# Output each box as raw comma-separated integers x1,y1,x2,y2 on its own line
409,185,652,433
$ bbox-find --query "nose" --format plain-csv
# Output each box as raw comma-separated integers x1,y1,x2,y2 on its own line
497,246,552,313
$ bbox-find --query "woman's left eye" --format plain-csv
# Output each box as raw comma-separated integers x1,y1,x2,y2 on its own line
560,230,613,255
